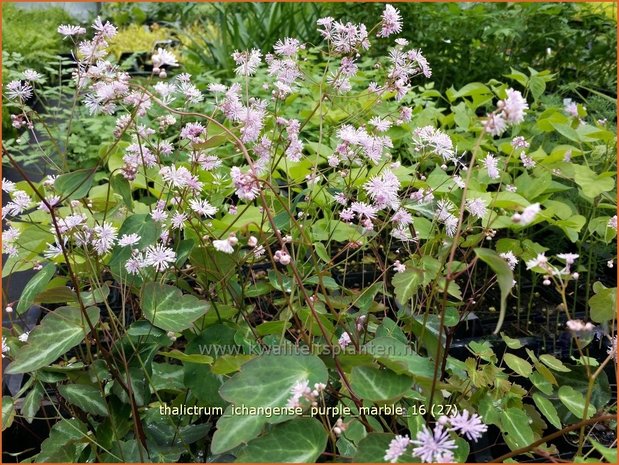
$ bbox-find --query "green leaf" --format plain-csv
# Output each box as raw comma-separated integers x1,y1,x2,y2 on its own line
55,169,95,200
532,393,561,429
16,263,56,315
474,248,514,334
503,353,533,377
5,306,100,374
504,68,528,88
151,363,184,391
314,243,331,263
160,349,213,365
551,122,581,143
528,75,546,101
110,173,133,211
454,436,470,462
588,283,617,323
311,219,361,242
211,406,268,454
220,354,328,424
540,354,571,372
116,214,161,249
407,415,426,441
590,439,617,463
392,267,423,305
364,337,435,380
105,440,148,462
530,371,554,395
558,385,595,419
59,384,109,417
501,333,523,349
350,366,412,401
573,165,615,199
235,418,328,463
500,407,535,450
34,286,76,304
78,284,110,307
22,383,44,423
2,396,15,431
141,283,210,332
344,419,368,444
35,418,89,462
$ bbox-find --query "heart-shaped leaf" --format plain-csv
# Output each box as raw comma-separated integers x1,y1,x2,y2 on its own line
5,306,100,374
350,366,412,401
219,354,328,424
558,385,595,419
210,406,267,455
55,169,95,200
16,263,56,315
234,418,328,463
59,384,108,417
141,283,210,332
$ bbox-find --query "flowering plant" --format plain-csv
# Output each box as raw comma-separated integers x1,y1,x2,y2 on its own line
2,5,616,463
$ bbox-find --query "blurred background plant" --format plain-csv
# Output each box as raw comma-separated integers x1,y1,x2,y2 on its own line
106,23,173,61
4,2,616,140
323,2,617,96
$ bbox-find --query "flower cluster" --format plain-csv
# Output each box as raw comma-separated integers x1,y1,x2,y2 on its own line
384,410,487,463
484,88,529,136
286,379,326,408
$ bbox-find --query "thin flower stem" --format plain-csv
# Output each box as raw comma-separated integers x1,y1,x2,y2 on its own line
492,414,615,462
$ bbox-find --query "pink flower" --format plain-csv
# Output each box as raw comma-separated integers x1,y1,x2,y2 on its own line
92,222,118,255
502,88,528,124
152,48,178,69
92,16,117,39
500,251,518,270
511,136,529,150
145,244,176,272
465,198,488,219
180,122,206,142
363,169,401,210
526,253,548,270
513,203,540,225
393,260,406,273
118,233,141,247
412,126,454,162
6,81,33,101
557,253,579,265
58,24,86,37
484,113,507,137
230,167,261,201
411,425,456,463
273,38,302,56
351,201,378,220
448,410,488,442
384,435,411,463
378,4,403,38
338,332,351,348
319,20,370,54
563,98,579,118
481,153,500,180
213,235,238,254
232,49,262,76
